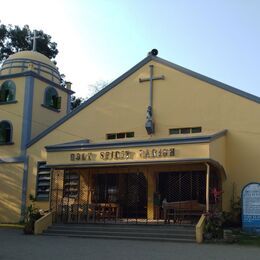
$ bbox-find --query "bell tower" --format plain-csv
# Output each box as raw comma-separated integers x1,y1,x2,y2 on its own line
0,49,74,222
0,50,74,151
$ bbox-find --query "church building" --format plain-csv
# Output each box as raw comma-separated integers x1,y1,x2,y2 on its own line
0,48,259,225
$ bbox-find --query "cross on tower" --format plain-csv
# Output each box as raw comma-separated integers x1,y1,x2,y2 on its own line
32,30,40,52
139,65,165,135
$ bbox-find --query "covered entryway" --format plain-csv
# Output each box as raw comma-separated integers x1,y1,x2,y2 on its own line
50,162,223,224
91,172,147,219
47,131,227,225
50,167,149,224
157,167,221,223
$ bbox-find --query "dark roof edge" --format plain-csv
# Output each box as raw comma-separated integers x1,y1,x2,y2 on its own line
27,55,153,148
45,129,227,152
153,56,260,104
210,129,227,140
27,52,259,148
0,155,26,164
45,158,226,180
0,71,74,94
45,158,221,168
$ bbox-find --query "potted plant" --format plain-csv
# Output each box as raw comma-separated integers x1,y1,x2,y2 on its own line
23,195,43,234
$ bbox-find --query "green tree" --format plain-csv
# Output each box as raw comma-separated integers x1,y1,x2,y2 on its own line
70,95,85,110
0,23,58,63
0,23,109,112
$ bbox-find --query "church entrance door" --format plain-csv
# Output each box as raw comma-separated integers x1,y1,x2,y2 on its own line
51,170,148,223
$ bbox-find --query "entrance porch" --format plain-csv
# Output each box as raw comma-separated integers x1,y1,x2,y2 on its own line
50,162,222,224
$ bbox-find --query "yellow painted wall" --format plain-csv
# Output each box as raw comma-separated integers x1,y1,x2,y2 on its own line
0,78,25,157
0,163,23,223
31,79,69,139
27,60,260,211
209,136,226,171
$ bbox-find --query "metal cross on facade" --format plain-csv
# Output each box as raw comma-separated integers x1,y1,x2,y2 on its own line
32,30,40,52
139,65,165,135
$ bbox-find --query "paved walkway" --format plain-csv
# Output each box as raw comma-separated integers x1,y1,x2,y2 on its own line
1,228,260,260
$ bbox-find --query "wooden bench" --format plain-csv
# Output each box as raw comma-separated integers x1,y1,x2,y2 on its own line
162,200,205,223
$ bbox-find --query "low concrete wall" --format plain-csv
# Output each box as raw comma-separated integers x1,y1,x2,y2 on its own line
196,214,206,243
34,212,52,235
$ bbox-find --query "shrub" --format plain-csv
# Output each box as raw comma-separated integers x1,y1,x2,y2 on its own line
23,195,43,234
204,210,224,239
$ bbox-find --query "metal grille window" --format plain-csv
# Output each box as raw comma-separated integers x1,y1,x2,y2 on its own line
117,133,125,139
44,87,61,110
191,127,202,133
106,132,135,140
36,162,51,200
169,127,202,135
0,80,16,102
180,128,190,134
169,128,180,135
0,121,12,144
126,132,134,138
107,133,116,140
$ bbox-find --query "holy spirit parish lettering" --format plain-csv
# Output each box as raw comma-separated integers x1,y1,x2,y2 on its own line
70,147,175,162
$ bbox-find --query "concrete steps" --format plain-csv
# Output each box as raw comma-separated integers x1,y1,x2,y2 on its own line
43,224,196,243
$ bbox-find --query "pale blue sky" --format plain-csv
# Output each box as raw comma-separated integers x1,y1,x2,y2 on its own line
0,0,259,98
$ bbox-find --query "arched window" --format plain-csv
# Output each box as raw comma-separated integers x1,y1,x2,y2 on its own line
0,121,12,144
44,87,61,109
0,81,16,102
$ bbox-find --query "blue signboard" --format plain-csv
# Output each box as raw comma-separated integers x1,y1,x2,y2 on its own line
242,183,260,233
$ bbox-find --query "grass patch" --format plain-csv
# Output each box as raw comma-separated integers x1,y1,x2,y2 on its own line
0,223,24,229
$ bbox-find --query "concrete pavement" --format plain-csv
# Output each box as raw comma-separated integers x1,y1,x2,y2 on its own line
1,228,260,260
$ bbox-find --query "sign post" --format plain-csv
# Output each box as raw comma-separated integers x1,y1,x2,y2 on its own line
242,183,260,233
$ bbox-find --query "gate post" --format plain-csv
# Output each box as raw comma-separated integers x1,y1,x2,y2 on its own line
147,170,156,220
50,169,64,223
206,163,210,213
